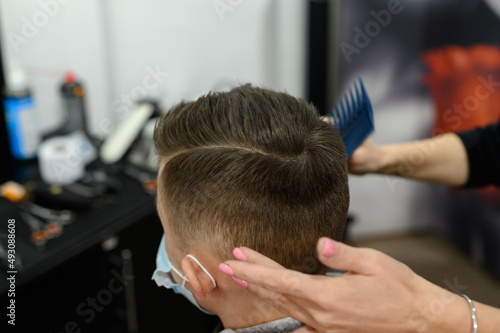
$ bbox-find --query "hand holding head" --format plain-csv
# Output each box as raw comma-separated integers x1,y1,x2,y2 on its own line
221,237,474,333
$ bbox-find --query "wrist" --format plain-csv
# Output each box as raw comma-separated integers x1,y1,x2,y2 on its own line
424,291,471,333
409,275,471,333
378,143,426,179
378,145,401,175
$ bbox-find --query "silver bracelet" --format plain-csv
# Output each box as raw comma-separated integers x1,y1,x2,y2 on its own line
460,294,478,333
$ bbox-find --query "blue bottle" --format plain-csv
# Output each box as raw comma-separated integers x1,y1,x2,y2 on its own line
3,66,40,160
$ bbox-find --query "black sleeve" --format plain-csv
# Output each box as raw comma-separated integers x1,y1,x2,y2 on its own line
457,120,500,188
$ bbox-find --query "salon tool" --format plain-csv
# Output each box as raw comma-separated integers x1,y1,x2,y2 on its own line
100,101,159,164
31,168,122,210
80,169,122,194
60,72,87,135
127,117,160,172
326,78,374,158
19,211,48,250
123,164,150,184
18,200,75,225
123,164,157,194
31,181,95,211
19,210,64,251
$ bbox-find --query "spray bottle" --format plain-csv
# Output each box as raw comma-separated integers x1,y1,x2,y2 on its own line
3,64,40,160
60,71,87,135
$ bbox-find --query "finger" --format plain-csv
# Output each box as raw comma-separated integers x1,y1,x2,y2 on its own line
321,115,335,126
317,237,380,275
220,265,314,325
224,260,310,302
236,247,284,268
224,260,312,298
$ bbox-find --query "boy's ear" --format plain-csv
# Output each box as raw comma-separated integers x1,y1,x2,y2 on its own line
181,256,216,301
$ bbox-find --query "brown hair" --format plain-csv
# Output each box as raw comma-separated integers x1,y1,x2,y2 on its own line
154,85,349,274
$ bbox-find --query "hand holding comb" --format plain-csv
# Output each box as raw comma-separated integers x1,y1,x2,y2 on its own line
325,78,375,158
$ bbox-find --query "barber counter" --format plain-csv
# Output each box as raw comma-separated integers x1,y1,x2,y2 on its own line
0,164,219,333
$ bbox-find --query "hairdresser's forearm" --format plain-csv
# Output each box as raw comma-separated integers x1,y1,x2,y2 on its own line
379,133,469,186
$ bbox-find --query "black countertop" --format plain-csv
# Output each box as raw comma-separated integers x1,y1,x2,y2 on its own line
0,172,156,294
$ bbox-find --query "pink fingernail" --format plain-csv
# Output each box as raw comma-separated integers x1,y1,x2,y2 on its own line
233,247,247,262
218,263,234,276
321,238,337,258
232,276,248,288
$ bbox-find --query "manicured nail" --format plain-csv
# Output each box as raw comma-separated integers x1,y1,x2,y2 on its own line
232,276,248,288
218,263,234,276
233,247,247,262
321,238,337,258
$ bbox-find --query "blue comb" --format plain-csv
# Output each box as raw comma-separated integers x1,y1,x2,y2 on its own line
326,78,374,158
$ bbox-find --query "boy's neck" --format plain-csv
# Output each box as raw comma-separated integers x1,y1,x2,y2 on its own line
214,290,289,330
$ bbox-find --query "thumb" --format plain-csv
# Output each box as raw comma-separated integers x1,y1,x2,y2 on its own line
317,237,379,275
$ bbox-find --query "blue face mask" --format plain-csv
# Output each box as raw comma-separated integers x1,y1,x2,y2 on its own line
151,235,217,316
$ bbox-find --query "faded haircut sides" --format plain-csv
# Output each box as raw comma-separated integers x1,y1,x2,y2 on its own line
154,84,349,274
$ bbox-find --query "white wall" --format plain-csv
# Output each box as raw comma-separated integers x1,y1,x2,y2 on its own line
0,0,306,138
103,0,306,123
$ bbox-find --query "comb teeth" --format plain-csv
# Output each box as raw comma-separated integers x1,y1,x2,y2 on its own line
327,78,374,158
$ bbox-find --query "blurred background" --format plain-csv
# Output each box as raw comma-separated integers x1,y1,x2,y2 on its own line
0,0,499,332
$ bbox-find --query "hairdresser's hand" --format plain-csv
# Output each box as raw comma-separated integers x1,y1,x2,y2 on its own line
347,134,470,186
222,238,479,333
321,115,385,175
347,139,386,175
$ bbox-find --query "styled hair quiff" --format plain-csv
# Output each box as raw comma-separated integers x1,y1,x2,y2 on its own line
154,85,349,274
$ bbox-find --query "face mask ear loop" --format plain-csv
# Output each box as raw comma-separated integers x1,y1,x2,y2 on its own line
185,254,217,288
170,261,189,285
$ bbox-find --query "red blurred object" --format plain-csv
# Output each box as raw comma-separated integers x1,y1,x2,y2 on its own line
30,230,47,248
422,44,500,198
423,44,500,134
64,71,76,84
43,223,63,239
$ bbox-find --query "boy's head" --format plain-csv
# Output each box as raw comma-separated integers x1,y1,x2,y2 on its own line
153,84,349,326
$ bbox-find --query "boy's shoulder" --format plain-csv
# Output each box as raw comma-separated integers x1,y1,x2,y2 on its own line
216,317,302,333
